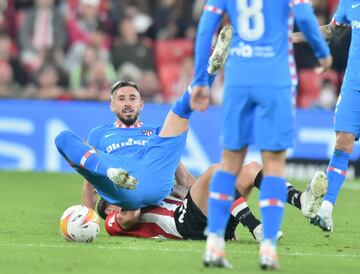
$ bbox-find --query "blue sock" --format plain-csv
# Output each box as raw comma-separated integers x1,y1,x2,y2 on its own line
207,170,236,236
208,74,216,87
55,131,110,176
259,176,287,243
324,149,350,205
172,86,192,119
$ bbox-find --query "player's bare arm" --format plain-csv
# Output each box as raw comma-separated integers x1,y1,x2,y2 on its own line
171,162,197,199
292,23,348,44
175,162,196,188
81,180,98,209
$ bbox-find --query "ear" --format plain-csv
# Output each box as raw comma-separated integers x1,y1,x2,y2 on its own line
110,97,115,112
140,99,144,110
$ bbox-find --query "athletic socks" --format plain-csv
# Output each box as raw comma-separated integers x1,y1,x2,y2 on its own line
254,170,302,210
172,73,217,119
324,149,350,205
259,176,287,243
286,182,302,210
230,197,261,233
207,170,236,236
55,131,110,176
171,85,193,119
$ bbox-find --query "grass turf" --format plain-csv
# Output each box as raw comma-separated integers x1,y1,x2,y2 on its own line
0,171,359,274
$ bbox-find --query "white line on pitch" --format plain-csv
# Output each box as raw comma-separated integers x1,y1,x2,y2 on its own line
0,243,358,258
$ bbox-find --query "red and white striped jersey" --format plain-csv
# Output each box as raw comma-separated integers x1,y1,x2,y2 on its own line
105,197,183,239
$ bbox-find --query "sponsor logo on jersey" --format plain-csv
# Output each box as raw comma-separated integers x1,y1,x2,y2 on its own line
351,3,360,9
106,138,148,153
142,129,154,136
104,133,116,138
352,20,360,29
230,42,275,58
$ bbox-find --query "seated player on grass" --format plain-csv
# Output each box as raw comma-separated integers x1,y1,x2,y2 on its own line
55,26,232,211
95,161,328,241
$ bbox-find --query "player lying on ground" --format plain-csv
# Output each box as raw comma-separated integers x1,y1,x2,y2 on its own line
94,161,328,241
292,0,358,233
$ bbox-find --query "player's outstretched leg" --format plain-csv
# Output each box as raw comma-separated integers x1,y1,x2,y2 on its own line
161,25,233,138
300,171,328,218
254,169,328,220
55,130,138,190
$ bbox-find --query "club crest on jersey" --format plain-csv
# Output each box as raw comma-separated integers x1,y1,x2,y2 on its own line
142,129,153,136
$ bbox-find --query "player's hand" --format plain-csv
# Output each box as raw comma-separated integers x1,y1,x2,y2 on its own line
316,55,333,74
292,32,306,44
190,86,210,112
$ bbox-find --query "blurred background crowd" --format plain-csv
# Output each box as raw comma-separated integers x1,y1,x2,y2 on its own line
0,0,350,109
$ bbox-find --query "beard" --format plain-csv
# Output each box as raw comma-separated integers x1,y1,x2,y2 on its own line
116,110,140,126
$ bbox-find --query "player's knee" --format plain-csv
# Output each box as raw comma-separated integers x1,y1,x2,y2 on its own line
243,161,262,177
55,130,75,149
335,132,355,153
208,163,221,174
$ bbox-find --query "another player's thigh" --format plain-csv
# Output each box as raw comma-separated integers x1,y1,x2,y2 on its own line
221,86,254,150
173,191,207,240
253,86,294,151
142,132,187,176
335,88,360,139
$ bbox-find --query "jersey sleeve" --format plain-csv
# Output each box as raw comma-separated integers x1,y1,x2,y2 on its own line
193,0,226,87
332,0,350,26
87,127,101,148
293,2,330,59
105,211,124,236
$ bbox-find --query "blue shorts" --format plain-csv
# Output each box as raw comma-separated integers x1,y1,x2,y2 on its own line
221,86,294,151
77,132,188,209
335,88,360,139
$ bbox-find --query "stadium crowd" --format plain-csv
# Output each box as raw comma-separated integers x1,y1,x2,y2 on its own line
0,0,350,108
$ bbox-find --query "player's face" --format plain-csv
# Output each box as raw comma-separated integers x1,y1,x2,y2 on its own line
105,205,121,216
110,86,144,126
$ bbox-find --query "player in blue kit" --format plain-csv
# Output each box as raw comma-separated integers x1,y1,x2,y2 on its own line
191,0,332,269
293,0,360,233
55,79,202,210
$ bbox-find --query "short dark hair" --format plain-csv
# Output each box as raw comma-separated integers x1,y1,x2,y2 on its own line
110,80,140,96
97,197,111,220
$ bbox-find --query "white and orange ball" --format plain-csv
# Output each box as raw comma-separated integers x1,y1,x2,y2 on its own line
59,205,100,242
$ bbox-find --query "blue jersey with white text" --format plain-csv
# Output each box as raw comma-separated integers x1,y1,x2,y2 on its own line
333,0,360,90
193,0,329,88
87,122,161,156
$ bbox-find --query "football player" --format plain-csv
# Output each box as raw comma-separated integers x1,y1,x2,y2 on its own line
97,162,327,242
191,0,332,269
293,0,360,234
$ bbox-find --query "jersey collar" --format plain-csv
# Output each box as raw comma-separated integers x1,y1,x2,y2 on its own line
114,121,143,128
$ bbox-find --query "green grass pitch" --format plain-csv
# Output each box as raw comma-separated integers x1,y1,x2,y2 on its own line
0,171,359,274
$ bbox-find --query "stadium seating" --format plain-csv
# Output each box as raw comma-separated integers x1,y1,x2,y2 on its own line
297,69,321,108
155,39,193,100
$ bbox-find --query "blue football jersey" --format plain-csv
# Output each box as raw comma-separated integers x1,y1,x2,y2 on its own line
87,121,161,156
333,0,360,90
193,0,329,88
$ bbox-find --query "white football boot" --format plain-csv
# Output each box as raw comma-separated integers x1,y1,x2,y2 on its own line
107,168,138,190
203,233,233,269
259,239,280,270
300,171,328,218
252,224,284,243
207,25,233,74
310,200,334,232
